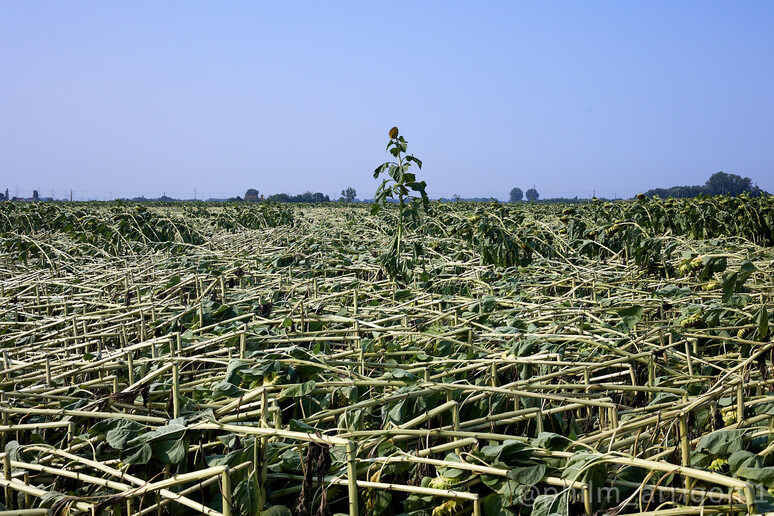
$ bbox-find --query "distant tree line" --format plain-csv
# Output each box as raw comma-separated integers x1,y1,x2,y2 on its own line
9,171,767,204
241,187,359,203
1,189,43,202
642,171,768,199
215,189,332,202
437,196,500,203
266,191,330,203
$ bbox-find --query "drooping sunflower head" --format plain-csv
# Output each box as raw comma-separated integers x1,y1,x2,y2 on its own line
389,126,399,140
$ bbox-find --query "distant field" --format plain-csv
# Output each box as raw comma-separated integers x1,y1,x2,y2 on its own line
0,198,773,515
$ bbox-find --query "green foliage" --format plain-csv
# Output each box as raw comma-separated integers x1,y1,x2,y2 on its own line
617,306,643,329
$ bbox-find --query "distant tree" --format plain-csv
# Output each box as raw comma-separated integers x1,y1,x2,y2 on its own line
32,190,39,201
703,171,753,196
268,193,291,202
509,187,523,202
525,188,539,201
341,187,357,202
244,188,260,200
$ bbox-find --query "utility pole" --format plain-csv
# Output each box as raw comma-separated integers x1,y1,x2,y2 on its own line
70,189,73,202
194,188,197,200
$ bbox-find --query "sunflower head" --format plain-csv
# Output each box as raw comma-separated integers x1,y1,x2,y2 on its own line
637,193,646,201
389,127,399,140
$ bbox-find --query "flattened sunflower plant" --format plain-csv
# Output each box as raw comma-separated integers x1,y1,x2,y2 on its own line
372,126,431,284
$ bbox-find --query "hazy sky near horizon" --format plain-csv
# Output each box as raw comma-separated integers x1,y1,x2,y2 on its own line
2,2,773,200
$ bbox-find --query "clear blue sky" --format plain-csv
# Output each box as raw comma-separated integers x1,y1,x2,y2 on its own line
2,2,773,200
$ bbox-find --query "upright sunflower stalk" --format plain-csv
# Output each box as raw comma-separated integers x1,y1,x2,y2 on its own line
372,126,431,284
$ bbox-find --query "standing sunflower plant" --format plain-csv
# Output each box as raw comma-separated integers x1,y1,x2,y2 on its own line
372,126,431,284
